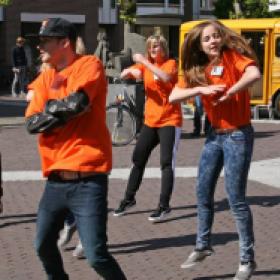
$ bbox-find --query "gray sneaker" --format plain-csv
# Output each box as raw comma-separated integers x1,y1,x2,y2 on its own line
233,261,257,280
72,240,84,259
180,248,213,268
57,223,76,249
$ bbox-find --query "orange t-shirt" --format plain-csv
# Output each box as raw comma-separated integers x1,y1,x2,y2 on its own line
130,59,182,127
177,50,255,129
25,55,112,177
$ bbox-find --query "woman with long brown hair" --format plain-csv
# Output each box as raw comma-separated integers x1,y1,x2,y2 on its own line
169,20,260,280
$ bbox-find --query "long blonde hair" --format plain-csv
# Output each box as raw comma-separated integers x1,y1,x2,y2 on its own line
145,35,169,62
181,20,257,87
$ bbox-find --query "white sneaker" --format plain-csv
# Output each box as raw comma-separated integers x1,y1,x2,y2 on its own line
72,240,84,259
181,248,213,269
57,223,76,249
233,261,257,280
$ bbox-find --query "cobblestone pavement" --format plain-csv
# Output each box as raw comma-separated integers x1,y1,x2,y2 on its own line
0,101,280,279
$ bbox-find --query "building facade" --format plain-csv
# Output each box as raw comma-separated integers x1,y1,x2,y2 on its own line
0,0,215,84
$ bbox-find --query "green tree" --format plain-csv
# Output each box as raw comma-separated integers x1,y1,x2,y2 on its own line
117,0,137,49
0,0,12,5
214,0,280,19
117,0,136,24
213,0,234,19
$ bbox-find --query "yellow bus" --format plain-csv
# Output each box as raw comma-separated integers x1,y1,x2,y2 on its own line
180,18,280,118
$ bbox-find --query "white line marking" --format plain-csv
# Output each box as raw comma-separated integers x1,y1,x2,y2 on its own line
2,158,280,189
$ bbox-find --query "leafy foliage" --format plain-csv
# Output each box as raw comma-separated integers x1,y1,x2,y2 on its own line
117,0,136,24
213,0,234,19
0,0,12,5
214,0,280,19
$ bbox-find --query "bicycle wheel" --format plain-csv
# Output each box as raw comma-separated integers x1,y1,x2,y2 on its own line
106,104,136,146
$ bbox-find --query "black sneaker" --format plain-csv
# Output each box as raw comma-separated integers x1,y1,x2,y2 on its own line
148,206,171,222
190,132,201,138
113,199,136,217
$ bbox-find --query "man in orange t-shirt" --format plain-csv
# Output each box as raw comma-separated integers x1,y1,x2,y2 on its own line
25,18,126,280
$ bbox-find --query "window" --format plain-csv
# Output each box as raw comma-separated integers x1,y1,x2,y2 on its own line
200,0,208,9
276,37,280,57
99,0,103,7
111,0,116,8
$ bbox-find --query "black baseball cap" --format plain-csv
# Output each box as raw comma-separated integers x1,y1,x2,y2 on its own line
39,18,77,41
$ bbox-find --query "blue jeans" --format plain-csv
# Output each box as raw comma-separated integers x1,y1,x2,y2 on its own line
11,66,26,95
196,125,255,262
35,174,126,280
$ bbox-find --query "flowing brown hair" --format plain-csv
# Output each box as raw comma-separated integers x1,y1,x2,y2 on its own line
181,20,258,87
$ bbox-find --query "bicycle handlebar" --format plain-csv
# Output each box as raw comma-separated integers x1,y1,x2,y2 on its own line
112,77,142,85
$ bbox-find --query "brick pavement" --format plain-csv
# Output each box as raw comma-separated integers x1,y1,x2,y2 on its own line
0,118,280,279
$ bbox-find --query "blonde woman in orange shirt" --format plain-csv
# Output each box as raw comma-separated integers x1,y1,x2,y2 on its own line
169,20,260,280
113,35,182,221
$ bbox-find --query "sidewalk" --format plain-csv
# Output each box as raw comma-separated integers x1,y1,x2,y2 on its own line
0,122,280,279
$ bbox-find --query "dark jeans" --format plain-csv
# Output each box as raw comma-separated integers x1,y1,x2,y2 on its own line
196,125,255,262
35,174,126,280
124,124,181,208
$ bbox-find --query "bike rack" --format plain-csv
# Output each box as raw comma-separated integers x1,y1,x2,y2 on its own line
253,104,274,120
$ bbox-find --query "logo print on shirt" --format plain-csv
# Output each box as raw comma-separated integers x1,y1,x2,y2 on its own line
211,66,224,76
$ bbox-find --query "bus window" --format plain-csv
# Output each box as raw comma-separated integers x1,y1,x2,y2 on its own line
241,31,265,74
241,31,265,100
275,37,280,57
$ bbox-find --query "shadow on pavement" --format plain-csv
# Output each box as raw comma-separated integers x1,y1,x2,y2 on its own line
0,213,37,228
193,269,280,279
0,218,37,228
216,195,280,210
254,130,280,138
109,232,237,254
0,213,37,220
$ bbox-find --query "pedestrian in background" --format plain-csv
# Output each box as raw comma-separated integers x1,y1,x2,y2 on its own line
191,95,210,137
11,36,27,97
169,20,260,280
114,35,182,222
25,18,126,280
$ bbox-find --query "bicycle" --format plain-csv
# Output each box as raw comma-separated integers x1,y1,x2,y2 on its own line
106,78,142,146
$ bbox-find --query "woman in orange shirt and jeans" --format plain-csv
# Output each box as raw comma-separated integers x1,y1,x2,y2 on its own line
113,35,182,221
169,20,260,280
